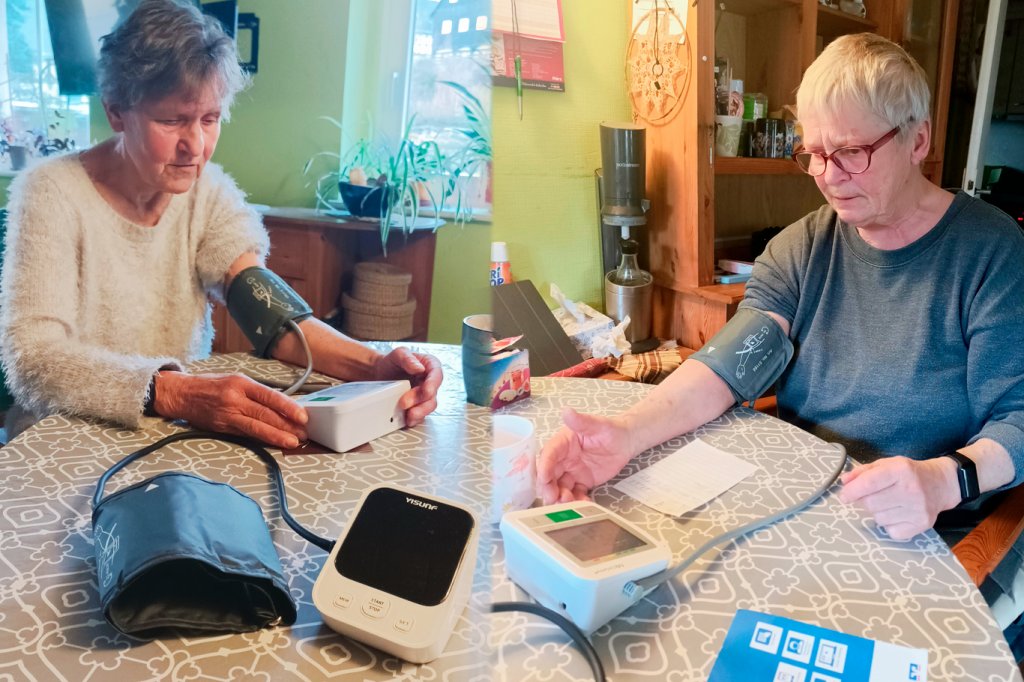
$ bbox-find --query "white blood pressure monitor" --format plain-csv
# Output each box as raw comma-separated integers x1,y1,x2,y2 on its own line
313,484,479,663
294,380,408,453
500,501,671,633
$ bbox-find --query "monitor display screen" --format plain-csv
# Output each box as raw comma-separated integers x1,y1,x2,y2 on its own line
334,488,475,606
544,518,648,564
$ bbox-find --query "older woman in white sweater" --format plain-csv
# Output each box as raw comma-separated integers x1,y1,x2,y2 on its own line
0,0,441,447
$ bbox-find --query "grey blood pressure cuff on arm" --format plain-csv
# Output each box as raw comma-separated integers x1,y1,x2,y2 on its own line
226,266,313,358
690,307,794,405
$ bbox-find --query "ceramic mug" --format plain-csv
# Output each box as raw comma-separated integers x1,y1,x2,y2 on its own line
714,115,743,158
492,414,537,524
462,314,493,406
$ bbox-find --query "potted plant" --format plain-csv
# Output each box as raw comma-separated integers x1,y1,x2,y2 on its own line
2,118,32,170
304,118,457,248
303,84,492,249
2,113,78,171
440,79,492,224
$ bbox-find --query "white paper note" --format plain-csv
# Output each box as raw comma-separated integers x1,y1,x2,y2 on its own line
614,438,759,516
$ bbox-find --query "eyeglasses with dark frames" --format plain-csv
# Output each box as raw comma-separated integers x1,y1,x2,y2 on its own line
792,126,901,176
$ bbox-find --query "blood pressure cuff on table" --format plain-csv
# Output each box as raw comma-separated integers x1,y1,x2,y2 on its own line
226,266,312,357
92,471,296,637
690,307,794,405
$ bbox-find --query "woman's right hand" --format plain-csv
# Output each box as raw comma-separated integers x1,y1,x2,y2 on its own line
536,408,637,504
153,371,308,449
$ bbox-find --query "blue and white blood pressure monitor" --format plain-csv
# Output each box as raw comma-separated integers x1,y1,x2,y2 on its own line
500,501,671,633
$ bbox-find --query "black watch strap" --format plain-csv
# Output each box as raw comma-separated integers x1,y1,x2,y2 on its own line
943,450,980,503
143,372,160,417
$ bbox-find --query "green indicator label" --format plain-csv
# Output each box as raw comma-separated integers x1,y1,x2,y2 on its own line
546,509,582,523
309,396,334,402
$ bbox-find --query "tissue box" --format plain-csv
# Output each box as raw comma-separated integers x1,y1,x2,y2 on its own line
463,347,531,409
489,349,531,409
462,313,531,409
553,308,614,360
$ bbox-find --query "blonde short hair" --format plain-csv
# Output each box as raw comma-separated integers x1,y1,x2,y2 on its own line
796,33,930,141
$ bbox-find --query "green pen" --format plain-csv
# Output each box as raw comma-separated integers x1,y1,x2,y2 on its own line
514,54,523,120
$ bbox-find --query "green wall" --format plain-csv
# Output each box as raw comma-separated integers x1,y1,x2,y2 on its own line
491,0,631,309
212,0,488,344
80,0,486,344
214,0,350,207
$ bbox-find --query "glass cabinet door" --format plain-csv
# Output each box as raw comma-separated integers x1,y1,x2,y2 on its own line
902,0,946,118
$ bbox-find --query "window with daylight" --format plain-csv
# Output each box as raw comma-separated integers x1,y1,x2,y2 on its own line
405,0,492,219
339,0,491,220
0,0,90,173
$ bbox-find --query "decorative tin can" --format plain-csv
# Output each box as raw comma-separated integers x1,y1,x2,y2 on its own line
753,118,787,159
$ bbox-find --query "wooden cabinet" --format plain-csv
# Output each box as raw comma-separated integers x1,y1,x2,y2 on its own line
643,0,959,349
211,208,437,353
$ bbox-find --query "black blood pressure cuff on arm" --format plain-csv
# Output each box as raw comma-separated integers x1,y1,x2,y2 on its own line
690,307,794,405
226,266,313,357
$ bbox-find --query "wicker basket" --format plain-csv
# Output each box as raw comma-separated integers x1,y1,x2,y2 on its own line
341,293,417,340
351,262,413,306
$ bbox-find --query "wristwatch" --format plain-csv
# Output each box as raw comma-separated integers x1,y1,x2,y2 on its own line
942,450,980,503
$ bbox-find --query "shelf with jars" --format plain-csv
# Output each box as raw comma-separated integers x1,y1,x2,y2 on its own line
637,0,959,349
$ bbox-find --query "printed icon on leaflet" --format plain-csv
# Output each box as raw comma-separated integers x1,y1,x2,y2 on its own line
909,662,921,680
781,631,815,664
815,640,847,673
773,661,807,682
810,673,840,682
750,622,783,654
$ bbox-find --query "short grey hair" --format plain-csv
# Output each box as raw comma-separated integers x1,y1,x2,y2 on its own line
796,33,931,141
98,0,249,119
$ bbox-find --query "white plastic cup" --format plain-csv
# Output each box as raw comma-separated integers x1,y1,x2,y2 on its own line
492,415,537,524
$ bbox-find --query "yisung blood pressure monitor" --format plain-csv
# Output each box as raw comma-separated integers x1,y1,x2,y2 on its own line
312,484,479,663
500,501,671,633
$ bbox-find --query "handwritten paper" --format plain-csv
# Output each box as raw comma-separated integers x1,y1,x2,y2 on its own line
614,438,758,516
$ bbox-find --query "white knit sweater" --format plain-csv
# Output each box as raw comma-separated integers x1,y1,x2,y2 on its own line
0,153,269,435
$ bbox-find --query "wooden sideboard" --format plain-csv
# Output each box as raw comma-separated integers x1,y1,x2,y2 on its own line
211,207,438,353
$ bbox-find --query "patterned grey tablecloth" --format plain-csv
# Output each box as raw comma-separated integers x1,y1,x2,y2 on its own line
0,344,492,681
490,378,1021,682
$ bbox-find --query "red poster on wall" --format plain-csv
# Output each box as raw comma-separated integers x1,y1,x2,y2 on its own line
491,31,565,92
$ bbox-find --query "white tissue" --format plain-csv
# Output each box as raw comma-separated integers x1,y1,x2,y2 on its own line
550,283,585,323
549,283,616,360
590,315,632,359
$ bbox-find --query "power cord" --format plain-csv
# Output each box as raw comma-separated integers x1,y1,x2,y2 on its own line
490,601,606,682
94,430,336,553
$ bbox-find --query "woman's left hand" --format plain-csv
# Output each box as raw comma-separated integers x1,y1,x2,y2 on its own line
371,347,443,427
838,456,960,541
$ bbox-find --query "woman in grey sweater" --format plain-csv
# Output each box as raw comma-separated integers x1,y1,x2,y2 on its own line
0,0,441,447
538,34,1024,629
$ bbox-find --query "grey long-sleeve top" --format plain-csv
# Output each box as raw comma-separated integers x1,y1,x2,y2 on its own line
741,192,1024,485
